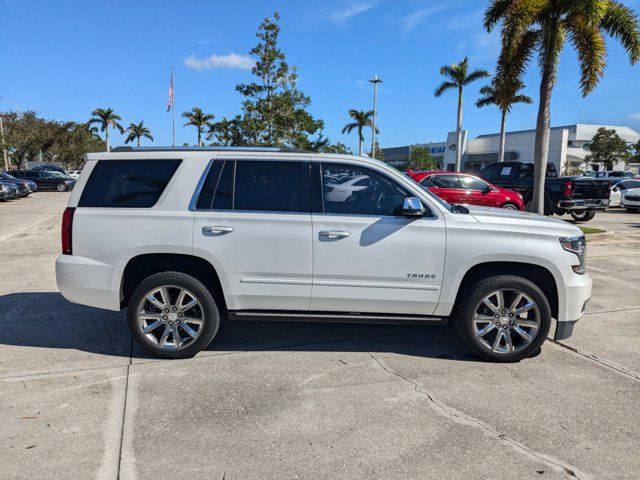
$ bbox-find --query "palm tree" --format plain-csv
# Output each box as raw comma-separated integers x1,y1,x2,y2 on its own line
476,79,533,163
182,107,214,146
485,1,640,213
124,121,154,147
88,108,124,151
342,109,376,156
435,57,490,172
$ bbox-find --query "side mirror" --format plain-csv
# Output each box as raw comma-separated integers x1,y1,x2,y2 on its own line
401,197,425,217
482,184,492,194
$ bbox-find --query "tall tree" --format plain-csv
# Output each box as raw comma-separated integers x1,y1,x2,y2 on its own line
435,57,490,172
182,107,214,146
476,79,533,163
407,146,438,171
88,108,124,151
585,127,630,170
210,12,324,149
485,0,640,213
341,109,375,156
125,121,154,147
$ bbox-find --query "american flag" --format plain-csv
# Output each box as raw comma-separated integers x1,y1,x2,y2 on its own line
167,68,174,112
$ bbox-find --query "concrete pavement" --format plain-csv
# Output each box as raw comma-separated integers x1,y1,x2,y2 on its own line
1,193,639,480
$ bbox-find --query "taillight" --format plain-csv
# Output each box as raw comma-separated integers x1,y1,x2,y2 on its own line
61,207,75,255
562,180,572,199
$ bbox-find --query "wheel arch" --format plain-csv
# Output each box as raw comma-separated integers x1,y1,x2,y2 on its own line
450,262,559,320
120,253,226,312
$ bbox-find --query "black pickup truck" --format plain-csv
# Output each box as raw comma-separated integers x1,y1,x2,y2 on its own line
478,162,611,222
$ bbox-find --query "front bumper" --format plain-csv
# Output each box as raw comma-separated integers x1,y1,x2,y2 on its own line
621,196,640,208
557,199,609,210
554,267,592,340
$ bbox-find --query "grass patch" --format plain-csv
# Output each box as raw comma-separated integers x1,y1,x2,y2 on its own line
579,226,606,234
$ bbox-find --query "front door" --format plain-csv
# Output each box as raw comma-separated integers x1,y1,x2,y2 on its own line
310,162,446,315
192,157,313,311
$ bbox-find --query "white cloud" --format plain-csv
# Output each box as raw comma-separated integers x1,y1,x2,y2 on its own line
401,4,455,34
630,112,640,121
183,53,255,71
324,1,376,25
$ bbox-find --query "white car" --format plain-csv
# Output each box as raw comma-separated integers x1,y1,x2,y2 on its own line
324,174,371,202
610,179,640,207
67,169,82,179
621,187,640,212
56,147,592,362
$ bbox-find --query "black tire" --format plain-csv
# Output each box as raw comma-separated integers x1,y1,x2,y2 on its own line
525,199,551,215
56,183,67,192
127,271,220,359
453,275,552,363
570,210,596,222
501,203,519,210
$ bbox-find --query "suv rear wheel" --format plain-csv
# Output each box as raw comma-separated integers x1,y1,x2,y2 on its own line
453,275,551,362
127,271,220,359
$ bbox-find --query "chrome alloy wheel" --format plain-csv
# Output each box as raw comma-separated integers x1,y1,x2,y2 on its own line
136,285,204,350
501,204,518,210
472,289,541,355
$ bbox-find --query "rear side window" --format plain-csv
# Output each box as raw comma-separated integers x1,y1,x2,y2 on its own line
79,159,181,208
235,161,307,212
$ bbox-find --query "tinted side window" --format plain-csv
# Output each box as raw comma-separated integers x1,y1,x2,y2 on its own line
195,160,222,210
431,175,460,189
212,160,233,210
459,175,488,190
79,159,181,208
234,161,308,212
322,163,410,216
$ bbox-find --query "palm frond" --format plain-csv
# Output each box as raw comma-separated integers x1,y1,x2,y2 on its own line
464,69,491,85
434,81,457,97
484,0,517,32
567,18,606,95
600,0,640,63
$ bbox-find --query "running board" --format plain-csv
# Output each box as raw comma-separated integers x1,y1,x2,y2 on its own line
227,310,447,326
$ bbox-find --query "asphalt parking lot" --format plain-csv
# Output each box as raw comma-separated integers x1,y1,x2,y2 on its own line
1,193,639,480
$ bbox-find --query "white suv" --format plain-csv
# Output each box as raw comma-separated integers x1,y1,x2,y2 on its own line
56,147,592,362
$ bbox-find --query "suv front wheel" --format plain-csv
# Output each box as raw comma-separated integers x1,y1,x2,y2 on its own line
127,271,220,359
453,275,551,362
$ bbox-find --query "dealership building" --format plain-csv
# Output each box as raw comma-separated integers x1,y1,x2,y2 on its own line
382,124,640,174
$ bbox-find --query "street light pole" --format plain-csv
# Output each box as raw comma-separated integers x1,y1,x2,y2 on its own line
369,74,382,158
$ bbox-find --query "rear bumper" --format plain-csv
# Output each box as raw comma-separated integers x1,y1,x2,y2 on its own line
557,199,609,210
55,254,120,311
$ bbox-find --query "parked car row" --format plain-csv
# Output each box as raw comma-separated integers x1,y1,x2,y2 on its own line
405,162,640,220
1,164,79,201
0,171,38,201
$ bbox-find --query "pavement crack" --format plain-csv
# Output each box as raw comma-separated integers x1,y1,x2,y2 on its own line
351,338,591,480
550,339,640,382
116,335,134,480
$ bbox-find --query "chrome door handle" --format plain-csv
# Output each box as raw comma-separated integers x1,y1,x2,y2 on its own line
319,230,350,239
202,226,234,235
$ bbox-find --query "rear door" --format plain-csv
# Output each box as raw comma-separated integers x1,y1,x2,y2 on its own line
192,157,313,311
310,161,446,315
428,174,463,203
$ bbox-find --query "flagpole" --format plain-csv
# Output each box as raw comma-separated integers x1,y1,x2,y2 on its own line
171,66,176,147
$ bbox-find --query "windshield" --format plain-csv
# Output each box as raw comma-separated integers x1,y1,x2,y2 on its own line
0,172,17,181
48,171,70,178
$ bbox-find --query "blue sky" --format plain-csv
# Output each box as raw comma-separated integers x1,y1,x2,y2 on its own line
2,0,640,152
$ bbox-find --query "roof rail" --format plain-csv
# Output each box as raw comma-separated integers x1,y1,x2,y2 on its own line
110,146,310,153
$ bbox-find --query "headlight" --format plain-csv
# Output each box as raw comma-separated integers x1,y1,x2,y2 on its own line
0,185,7,192
560,236,586,274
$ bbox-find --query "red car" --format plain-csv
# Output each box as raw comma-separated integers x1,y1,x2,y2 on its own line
406,171,525,211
